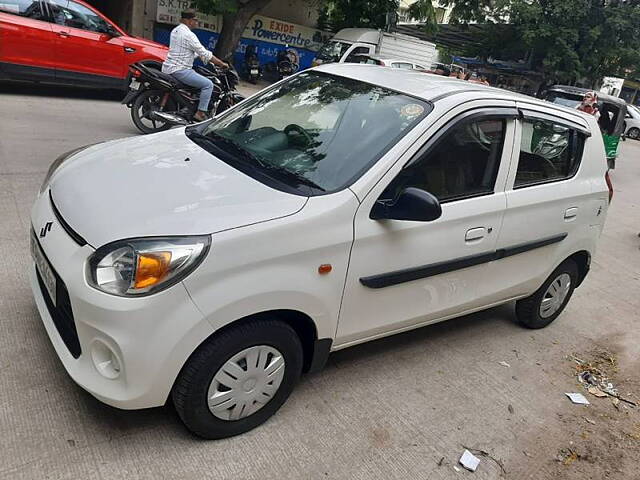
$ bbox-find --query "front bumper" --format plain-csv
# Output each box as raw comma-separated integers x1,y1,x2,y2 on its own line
30,190,212,409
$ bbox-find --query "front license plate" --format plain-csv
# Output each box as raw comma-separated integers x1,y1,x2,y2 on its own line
129,79,140,91
250,69,259,75
31,233,57,306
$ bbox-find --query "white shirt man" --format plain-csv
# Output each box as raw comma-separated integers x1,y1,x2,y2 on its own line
162,11,227,121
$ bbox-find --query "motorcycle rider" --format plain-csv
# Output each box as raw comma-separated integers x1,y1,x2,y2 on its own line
162,11,228,122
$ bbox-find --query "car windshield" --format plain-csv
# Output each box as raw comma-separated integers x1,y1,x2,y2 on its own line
188,71,430,195
546,92,583,108
315,41,352,62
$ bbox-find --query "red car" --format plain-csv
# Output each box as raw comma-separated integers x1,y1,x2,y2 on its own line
0,0,167,90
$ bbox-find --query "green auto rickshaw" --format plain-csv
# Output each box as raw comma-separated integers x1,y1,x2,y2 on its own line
544,85,627,169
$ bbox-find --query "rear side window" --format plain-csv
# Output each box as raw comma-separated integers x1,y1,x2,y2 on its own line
0,0,47,20
515,118,585,187
381,118,507,203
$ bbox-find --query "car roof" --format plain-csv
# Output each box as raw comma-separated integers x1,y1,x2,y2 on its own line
549,85,627,107
352,54,420,64
314,63,539,104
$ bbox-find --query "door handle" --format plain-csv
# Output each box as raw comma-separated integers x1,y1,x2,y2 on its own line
564,207,578,221
465,227,486,242
57,31,69,37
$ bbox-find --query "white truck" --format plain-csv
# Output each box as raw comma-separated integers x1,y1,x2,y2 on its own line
312,28,437,69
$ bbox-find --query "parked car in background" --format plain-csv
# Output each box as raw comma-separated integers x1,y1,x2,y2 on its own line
312,28,436,70
31,64,610,440
624,104,640,140
345,53,427,70
0,0,167,90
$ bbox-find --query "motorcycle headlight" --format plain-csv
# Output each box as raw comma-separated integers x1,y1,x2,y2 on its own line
87,236,211,297
40,143,99,194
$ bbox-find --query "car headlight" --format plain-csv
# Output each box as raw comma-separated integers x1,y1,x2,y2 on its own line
40,143,100,194
87,236,211,296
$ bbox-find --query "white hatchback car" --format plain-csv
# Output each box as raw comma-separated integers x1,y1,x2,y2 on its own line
31,64,611,439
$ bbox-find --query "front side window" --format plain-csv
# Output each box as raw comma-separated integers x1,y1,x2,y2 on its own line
0,0,47,20
515,118,584,187
315,41,352,63
49,0,110,32
381,118,507,203
187,72,430,194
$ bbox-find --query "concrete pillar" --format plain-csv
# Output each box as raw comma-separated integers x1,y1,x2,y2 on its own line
130,0,146,37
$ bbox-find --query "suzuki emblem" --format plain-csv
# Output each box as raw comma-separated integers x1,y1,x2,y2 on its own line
40,222,53,238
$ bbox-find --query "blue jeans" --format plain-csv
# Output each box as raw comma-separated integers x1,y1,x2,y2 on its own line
171,69,214,112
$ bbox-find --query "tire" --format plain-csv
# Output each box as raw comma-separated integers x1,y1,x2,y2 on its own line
131,89,175,134
172,318,303,439
628,127,640,140
515,259,578,329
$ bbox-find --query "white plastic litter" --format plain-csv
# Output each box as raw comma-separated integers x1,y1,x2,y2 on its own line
460,450,481,472
498,361,511,368
565,392,590,405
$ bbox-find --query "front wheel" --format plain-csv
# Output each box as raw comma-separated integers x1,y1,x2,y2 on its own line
172,318,303,439
515,259,578,329
131,89,176,134
628,127,640,140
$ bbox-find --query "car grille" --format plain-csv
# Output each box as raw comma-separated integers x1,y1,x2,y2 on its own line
35,255,81,359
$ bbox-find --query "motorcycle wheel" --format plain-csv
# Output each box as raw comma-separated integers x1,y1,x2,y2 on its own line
131,90,177,135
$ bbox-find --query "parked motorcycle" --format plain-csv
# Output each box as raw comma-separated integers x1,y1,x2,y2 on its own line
122,61,245,135
276,47,299,80
244,45,261,84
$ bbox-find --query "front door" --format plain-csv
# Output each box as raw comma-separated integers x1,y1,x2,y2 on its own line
47,0,124,84
336,106,517,348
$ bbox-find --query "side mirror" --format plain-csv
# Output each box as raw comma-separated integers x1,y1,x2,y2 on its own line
104,24,122,37
370,187,442,222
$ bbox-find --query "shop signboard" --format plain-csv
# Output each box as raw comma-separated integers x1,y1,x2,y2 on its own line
155,1,331,71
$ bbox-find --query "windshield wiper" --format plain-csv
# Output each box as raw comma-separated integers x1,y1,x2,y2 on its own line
190,130,325,192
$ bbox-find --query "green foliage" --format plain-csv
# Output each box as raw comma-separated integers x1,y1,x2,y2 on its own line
451,0,640,83
191,0,237,15
321,0,400,31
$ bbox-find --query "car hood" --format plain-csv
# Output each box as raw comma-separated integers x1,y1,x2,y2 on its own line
49,129,307,247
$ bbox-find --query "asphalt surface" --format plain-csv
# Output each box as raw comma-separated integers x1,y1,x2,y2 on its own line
1,82,639,479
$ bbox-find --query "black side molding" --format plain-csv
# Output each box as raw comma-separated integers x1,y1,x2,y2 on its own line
360,233,568,289
307,338,333,373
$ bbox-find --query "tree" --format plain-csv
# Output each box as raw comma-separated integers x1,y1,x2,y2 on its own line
445,0,640,85
319,0,400,31
192,0,274,59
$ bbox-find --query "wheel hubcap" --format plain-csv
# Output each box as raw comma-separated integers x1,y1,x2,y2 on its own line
539,273,571,318
207,345,285,421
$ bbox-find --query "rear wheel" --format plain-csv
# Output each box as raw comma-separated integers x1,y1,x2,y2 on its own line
628,127,640,140
172,318,303,439
515,259,578,329
131,89,177,134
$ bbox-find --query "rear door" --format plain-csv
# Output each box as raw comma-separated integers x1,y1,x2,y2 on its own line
336,103,517,347
46,0,124,84
0,1,57,79
484,103,595,303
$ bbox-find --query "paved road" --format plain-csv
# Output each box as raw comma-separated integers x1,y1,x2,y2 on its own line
1,84,639,479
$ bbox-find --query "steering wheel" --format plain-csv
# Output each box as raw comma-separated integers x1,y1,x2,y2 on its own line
284,124,313,145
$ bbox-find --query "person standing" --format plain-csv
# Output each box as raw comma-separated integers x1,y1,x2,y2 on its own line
162,11,228,121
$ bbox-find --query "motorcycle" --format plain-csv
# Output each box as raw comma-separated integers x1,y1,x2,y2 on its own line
244,45,260,84
276,47,299,80
122,61,245,135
